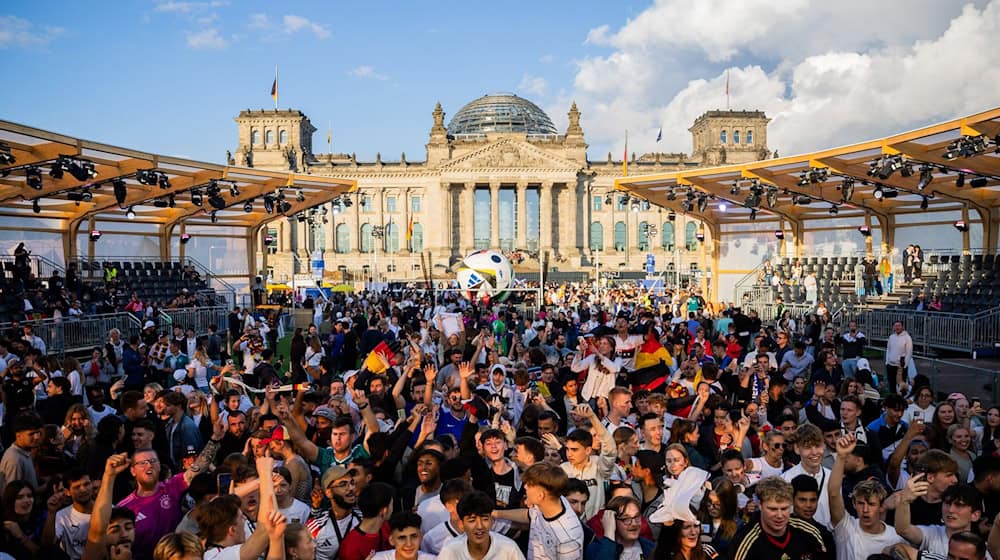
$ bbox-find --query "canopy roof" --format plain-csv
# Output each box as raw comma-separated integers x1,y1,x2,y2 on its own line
614,106,1000,240
0,120,356,236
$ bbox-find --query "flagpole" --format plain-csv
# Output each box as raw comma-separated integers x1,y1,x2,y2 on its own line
274,65,279,110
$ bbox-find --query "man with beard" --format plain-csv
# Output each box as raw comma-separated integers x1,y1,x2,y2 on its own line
308,465,363,560
285,389,379,473
84,454,138,560
116,417,223,559
42,468,95,560
157,390,202,471
218,409,250,460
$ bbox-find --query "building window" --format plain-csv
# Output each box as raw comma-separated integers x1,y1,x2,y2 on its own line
335,224,349,253
410,223,424,253
386,196,397,213
266,227,278,255
590,222,604,251
720,130,727,144
251,129,260,145
685,222,698,251
746,130,753,145
362,196,372,213
279,129,288,144
661,223,674,251
614,221,626,252
592,195,603,211
641,200,651,211
265,130,275,144
387,264,397,273
360,224,373,253
385,223,400,254
638,221,649,251
616,196,627,212
411,196,421,213
734,130,740,145
310,224,326,252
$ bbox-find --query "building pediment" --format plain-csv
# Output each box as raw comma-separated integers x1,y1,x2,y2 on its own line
439,138,579,172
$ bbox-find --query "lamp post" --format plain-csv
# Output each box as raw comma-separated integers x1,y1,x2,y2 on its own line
372,224,385,290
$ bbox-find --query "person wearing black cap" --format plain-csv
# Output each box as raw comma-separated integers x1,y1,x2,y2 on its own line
631,449,666,539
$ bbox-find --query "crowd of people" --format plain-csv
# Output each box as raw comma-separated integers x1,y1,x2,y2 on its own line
0,281,997,560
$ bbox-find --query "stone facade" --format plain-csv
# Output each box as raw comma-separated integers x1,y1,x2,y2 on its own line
233,97,770,284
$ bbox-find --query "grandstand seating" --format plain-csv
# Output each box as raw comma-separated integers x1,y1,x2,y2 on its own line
80,260,217,308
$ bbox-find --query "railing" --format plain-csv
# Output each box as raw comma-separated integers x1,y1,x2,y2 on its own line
159,306,229,338
0,312,143,355
854,307,1000,356
0,254,64,281
732,261,768,302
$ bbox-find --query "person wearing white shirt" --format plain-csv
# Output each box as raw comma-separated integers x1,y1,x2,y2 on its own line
422,479,471,555
782,424,833,528
371,511,437,560
46,472,95,560
885,320,913,394
570,337,622,403
273,467,312,524
436,490,525,560
829,433,903,560
492,463,584,560
894,477,984,559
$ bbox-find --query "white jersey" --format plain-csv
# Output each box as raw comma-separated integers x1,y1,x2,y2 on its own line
746,456,784,483
527,497,584,560
437,533,526,560
278,498,312,525
782,464,832,528
54,505,91,560
306,509,362,560
372,552,436,560
421,520,462,555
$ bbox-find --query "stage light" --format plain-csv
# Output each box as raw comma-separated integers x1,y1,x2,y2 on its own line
840,178,855,202
32,199,40,214
796,173,809,187
180,233,191,244
956,173,965,188
168,193,175,208
774,230,784,240
794,196,812,205
158,173,170,189
49,165,64,180
920,196,929,210
605,193,613,205
917,167,933,190
0,143,15,165
881,189,898,198
208,194,226,210
153,199,169,208
136,170,157,185
730,183,740,195
279,201,292,214
954,220,968,232
970,177,988,188
210,211,219,223
65,158,97,181
829,206,839,215
343,197,352,207
681,199,693,213
191,191,203,206
873,187,884,200
67,191,87,203
243,200,254,213
718,202,728,212
296,189,305,203
230,183,240,197
113,179,127,206
744,193,760,208
695,230,705,243
668,211,676,222
766,188,777,208
89,230,102,242
900,163,914,178
126,207,136,220
666,190,677,201
263,195,275,214
26,167,43,190
630,201,640,213
858,225,871,236
697,196,708,213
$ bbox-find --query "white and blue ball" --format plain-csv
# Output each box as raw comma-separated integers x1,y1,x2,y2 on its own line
455,249,514,301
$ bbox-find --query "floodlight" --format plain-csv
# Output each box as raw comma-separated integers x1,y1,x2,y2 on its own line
89,230,102,242
229,183,240,197
191,190,203,207
126,207,136,220
113,179,127,206
858,225,871,236
829,206,839,216
970,177,988,188
774,230,784,240
244,200,253,213
718,202,728,212
954,220,968,232
158,173,170,189
697,196,708,213
32,199,41,214
920,196,929,210
765,189,777,208
26,167,43,189
917,167,933,190
0,143,15,165
956,173,965,188
180,233,192,244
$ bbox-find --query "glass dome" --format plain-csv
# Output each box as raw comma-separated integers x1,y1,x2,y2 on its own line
447,93,558,137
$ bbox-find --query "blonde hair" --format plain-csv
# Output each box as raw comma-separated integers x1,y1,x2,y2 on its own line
153,531,204,560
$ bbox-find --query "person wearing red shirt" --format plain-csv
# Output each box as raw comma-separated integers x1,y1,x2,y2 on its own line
337,481,394,560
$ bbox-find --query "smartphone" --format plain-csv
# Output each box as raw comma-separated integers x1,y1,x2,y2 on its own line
217,473,232,494
701,523,712,535
226,359,234,366
912,411,923,424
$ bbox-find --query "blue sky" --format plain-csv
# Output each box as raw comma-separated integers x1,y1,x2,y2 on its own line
3,1,999,164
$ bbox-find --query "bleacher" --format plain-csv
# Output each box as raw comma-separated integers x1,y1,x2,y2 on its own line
768,256,866,309
78,259,221,308
890,253,1000,314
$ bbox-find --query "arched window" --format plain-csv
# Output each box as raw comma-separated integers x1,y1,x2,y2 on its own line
720,130,727,144
589,222,604,251
746,129,753,145
638,221,649,251
685,222,698,251
360,224,373,253
310,224,326,252
279,129,288,144
614,221,626,252
251,129,260,145
734,130,740,145
410,223,424,253
385,223,399,254
335,224,350,253
661,223,675,250
265,130,275,144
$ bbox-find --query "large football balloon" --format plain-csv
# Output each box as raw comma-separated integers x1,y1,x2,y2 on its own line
455,249,514,301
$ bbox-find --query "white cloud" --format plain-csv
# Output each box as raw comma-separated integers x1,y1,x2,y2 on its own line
349,65,389,81
282,15,330,39
0,15,63,49
155,1,227,14
248,13,269,29
186,27,226,49
565,0,1000,159
518,74,548,97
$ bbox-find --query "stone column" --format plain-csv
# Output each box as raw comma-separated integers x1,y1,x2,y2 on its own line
515,181,528,250
279,218,291,252
401,188,411,255
440,183,454,257
324,202,335,257
539,181,553,253
489,183,500,249
461,183,476,255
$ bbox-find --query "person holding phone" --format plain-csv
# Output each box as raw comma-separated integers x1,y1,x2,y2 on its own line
570,336,621,404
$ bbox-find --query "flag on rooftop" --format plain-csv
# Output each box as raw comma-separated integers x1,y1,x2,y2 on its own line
656,127,662,142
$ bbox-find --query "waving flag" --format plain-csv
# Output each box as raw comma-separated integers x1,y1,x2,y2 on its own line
270,65,278,109
656,127,662,142
622,130,629,176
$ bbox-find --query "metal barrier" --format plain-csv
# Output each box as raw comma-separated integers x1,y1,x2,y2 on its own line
0,312,143,355
0,254,63,281
855,308,999,355
160,306,229,338
907,355,1000,404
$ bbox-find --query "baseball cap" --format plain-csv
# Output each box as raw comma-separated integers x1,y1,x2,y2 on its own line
143,320,155,329
260,426,290,445
184,444,198,457
313,406,337,421
321,465,357,489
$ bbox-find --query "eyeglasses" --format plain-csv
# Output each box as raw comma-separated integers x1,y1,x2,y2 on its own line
134,458,159,468
616,515,641,525
328,479,357,490
771,442,785,449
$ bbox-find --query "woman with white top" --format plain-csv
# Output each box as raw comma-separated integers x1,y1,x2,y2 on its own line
303,335,325,383
61,356,84,397
904,385,936,426
571,335,621,403
184,348,218,393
